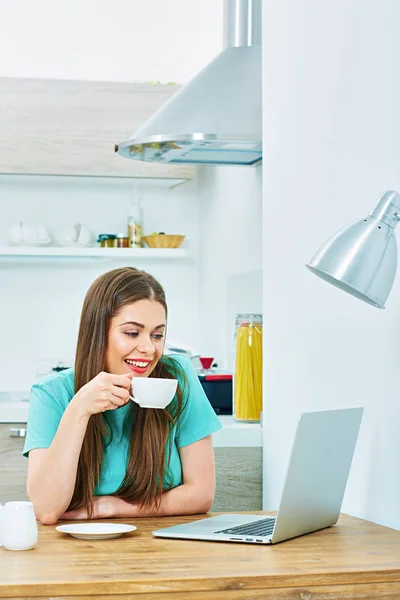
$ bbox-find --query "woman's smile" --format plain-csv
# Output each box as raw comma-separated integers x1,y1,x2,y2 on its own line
124,358,152,375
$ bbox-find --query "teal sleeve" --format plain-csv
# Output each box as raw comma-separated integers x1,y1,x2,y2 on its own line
174,356,223,448
23,384,65,457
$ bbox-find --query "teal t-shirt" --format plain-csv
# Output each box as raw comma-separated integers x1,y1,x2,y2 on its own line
23,355,222,495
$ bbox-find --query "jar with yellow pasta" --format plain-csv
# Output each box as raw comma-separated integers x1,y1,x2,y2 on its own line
233,314,263,422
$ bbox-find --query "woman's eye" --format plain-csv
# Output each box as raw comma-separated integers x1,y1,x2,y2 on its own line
124,331,163,340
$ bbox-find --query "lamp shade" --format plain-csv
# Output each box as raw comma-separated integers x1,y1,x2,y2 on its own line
306,215,397,309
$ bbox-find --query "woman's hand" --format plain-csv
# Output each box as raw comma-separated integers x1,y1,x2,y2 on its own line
71,371,134,418
59,496,117,520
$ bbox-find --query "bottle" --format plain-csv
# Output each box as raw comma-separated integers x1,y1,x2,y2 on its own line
233,314,263,422
127,183,143,248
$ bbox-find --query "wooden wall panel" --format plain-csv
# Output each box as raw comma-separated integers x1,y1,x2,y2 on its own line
0,77,196,180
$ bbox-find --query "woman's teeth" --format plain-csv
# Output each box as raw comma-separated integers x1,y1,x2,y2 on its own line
125,359,149,368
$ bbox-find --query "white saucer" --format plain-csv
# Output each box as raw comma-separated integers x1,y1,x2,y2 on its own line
55,523,137,540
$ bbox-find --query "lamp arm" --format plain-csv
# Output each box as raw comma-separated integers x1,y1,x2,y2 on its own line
369,190,400,228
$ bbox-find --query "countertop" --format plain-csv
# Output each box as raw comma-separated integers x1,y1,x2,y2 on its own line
0,392,262,447
0,392,29,423
1,513,399,599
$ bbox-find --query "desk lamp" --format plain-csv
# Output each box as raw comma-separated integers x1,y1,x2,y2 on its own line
306,190,400,309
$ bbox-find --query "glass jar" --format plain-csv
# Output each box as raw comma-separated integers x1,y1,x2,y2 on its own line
233,313,263,422
97,234,117,248
116,234,130,248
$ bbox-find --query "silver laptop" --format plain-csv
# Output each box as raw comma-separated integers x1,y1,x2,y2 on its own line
153,407,363,545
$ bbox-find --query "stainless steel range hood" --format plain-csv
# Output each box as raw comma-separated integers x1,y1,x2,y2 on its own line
115,0,262,166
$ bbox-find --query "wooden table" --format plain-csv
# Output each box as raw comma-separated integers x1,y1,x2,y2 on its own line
1,512,400,599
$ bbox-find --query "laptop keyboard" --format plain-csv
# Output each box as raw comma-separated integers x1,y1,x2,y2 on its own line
213,517,276,538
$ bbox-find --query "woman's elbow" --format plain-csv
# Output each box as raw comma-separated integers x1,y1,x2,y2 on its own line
27,494,60,524
27,487,62,525
198,491,214,513
40,515,59,526
34,508,60,525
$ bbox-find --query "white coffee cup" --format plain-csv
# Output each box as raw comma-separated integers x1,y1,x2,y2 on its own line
2,501,38,551
130,377,178,409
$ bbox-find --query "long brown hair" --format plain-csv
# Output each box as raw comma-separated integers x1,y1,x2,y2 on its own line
70,267,187,515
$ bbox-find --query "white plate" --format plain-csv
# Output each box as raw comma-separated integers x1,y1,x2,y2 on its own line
55,523,137,540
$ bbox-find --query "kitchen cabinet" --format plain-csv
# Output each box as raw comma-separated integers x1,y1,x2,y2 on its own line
0,424,28,503
0,427,262,511
0,77,196,181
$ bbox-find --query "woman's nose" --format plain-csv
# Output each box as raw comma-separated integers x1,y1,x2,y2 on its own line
136,336,155,354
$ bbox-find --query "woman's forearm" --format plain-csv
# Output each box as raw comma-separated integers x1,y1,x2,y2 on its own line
111,484,214,518
27,399,90,524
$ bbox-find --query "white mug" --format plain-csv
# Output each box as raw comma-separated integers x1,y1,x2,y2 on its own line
2,501,38,551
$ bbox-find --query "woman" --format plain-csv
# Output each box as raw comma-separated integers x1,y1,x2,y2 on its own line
23,267,222,525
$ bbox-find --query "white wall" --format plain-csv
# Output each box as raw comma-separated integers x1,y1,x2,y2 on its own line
198,165,262,368
262,0,400,530
0,175,201,390
0,0,262,391
0,0,229,390
0,165,263,390
0,0,223,84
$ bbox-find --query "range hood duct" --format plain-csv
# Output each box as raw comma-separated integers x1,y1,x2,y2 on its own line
115,0,262,166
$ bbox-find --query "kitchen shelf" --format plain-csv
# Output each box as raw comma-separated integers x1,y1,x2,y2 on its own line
0,246,188,262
